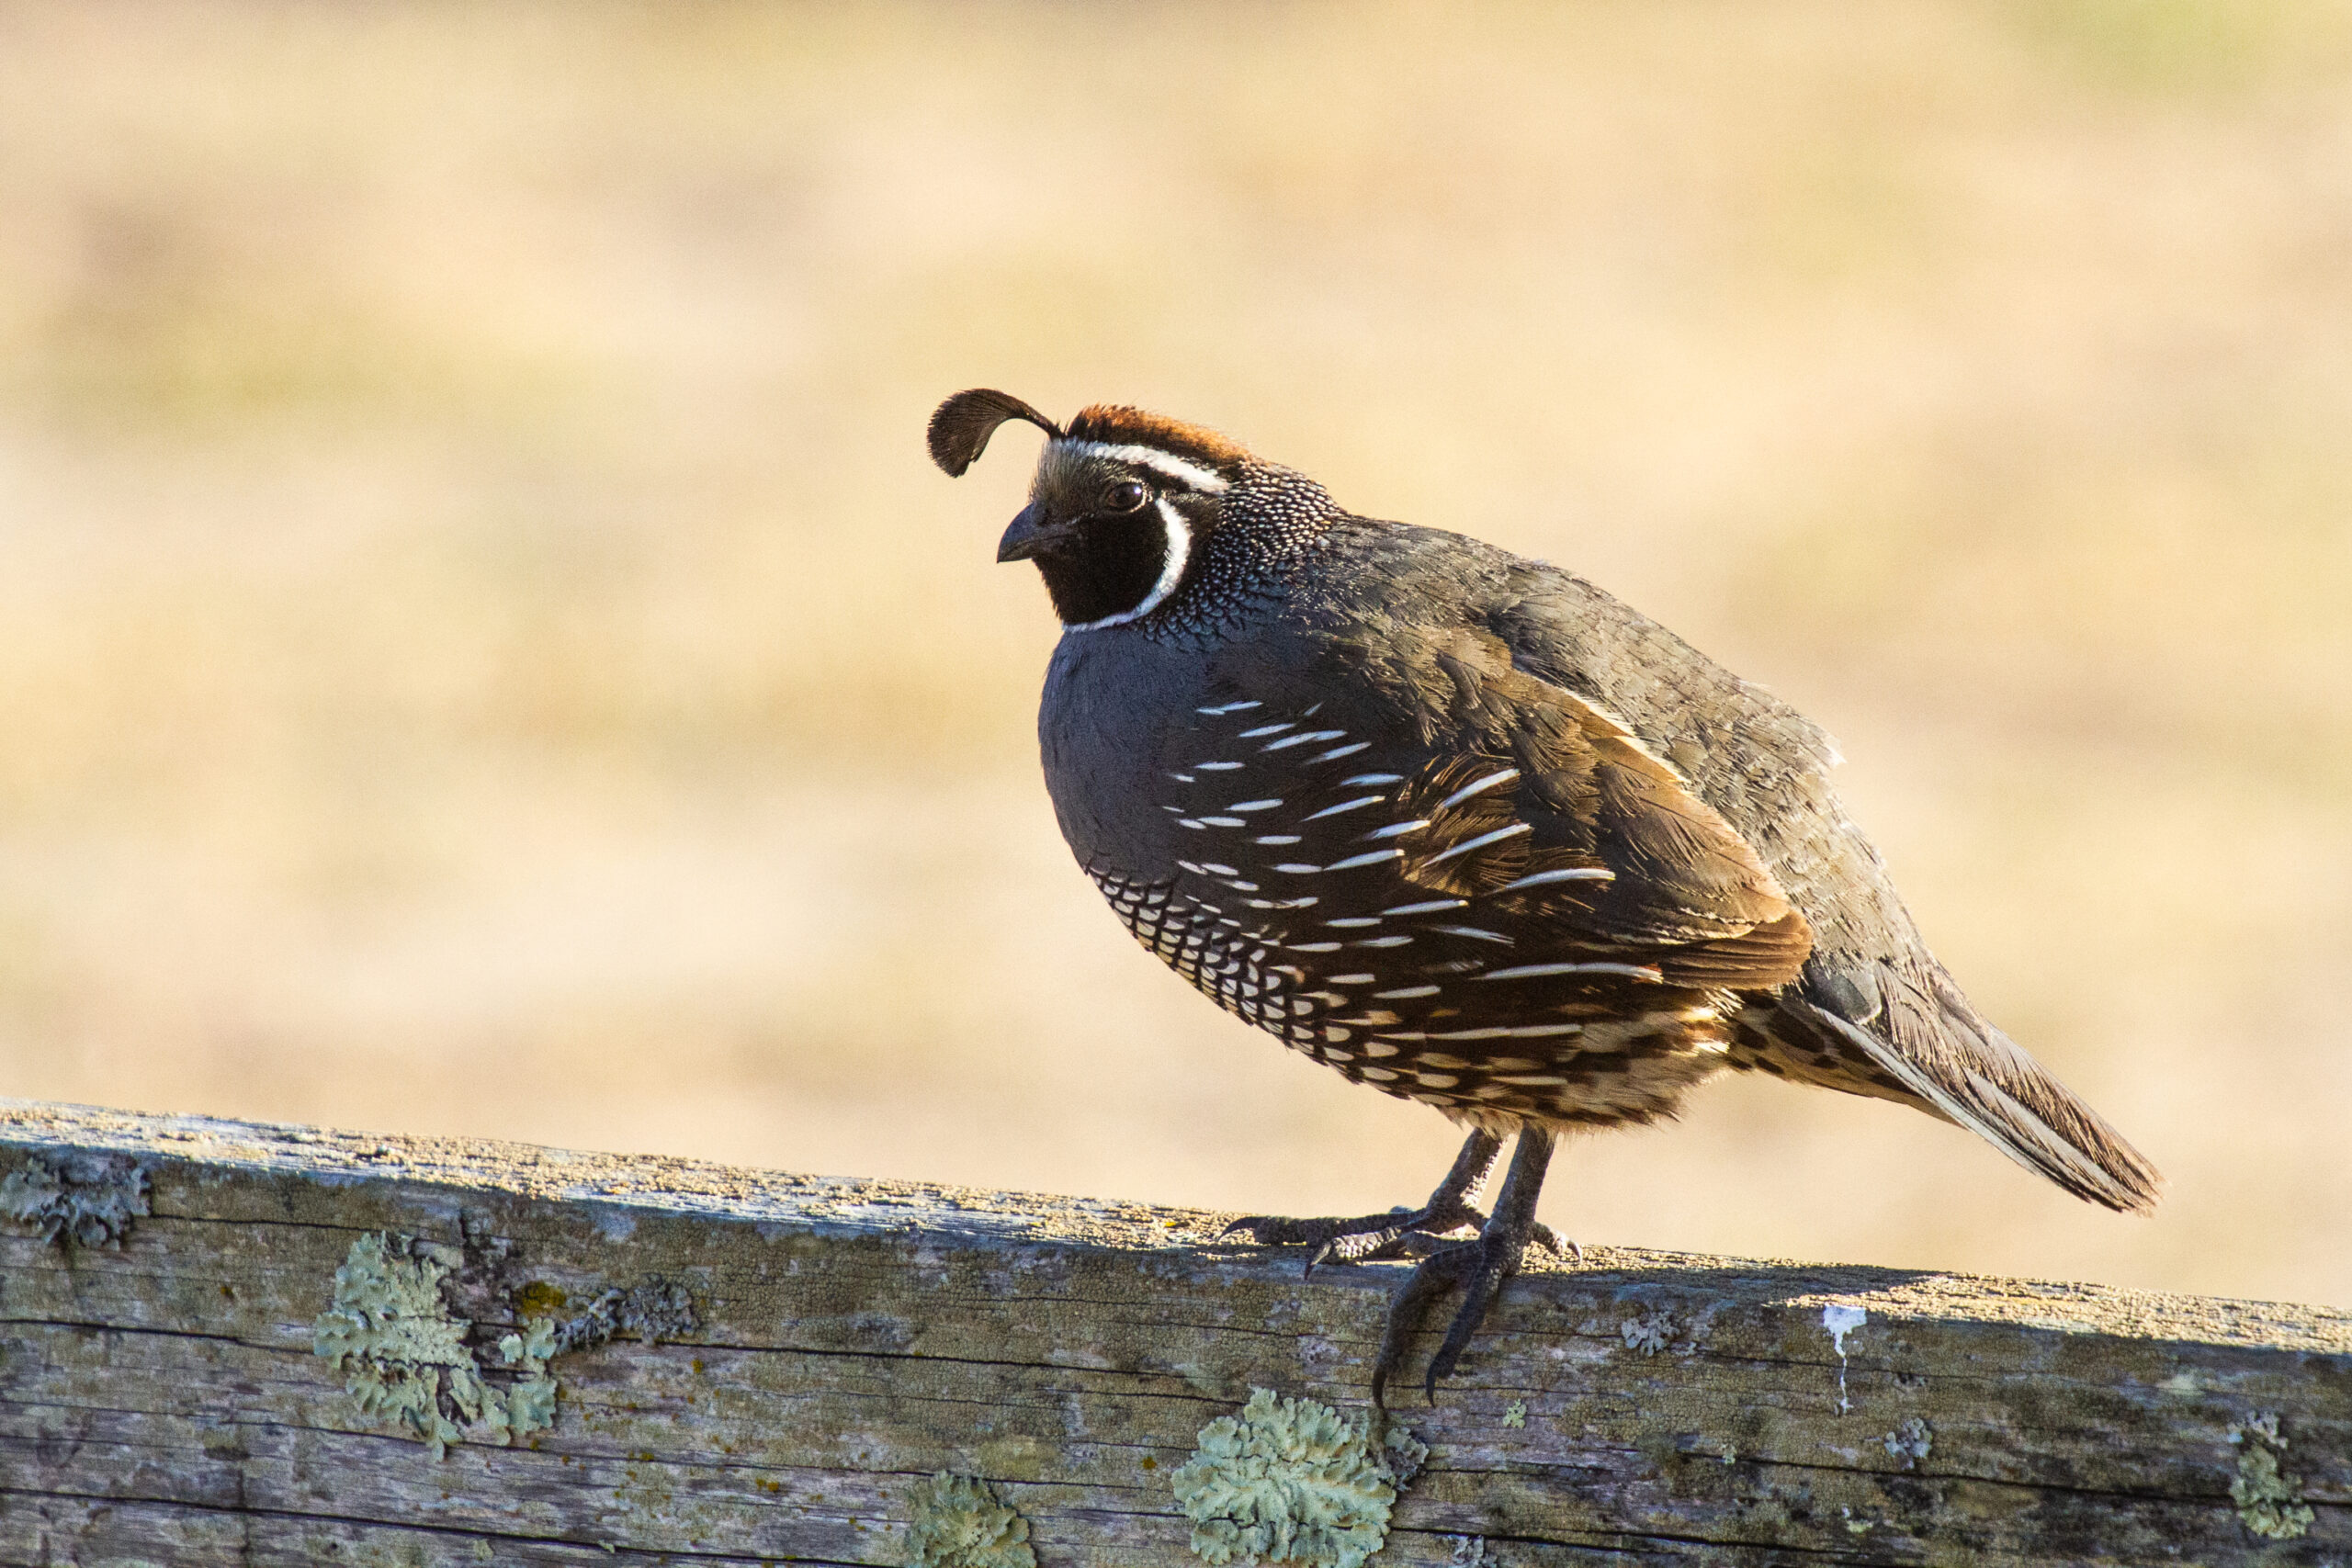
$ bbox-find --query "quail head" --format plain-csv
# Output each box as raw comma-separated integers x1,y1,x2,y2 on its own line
929,388,2160,1405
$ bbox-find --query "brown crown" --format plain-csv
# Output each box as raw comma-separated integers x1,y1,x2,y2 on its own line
1065,404,1250,473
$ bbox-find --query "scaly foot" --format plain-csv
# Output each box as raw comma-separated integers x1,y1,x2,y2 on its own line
1223,1129,1575,1272
1369,1128,1558,1408
1227,1131,1491,1272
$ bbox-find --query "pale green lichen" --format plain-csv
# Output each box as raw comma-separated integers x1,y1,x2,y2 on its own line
1618,1309,1676,1356
1170,1387,1419,1568
310,1232,696,1460
311,1232,554,1457
1381,1421,1427,1486
904,1472,1037,1568
1,1154,148,1249
550,1279,698,1351
2228,1413,2314,1540
1500,1402,1526,1429
1883,1417,1931,1469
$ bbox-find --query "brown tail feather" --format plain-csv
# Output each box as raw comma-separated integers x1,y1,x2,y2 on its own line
1755,958,2161,1213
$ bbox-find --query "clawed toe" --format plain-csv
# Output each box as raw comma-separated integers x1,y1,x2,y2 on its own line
1530,1222,1581,1262
1366,1128,1563,1408
1222,1207,1413,1255
1225,1205,1486,1277
1227,1129,1575,1406
1351,1229,1457,1262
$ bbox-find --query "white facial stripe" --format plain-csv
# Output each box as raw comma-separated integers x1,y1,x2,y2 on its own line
1055,440,1231,494
1060,495,1192,633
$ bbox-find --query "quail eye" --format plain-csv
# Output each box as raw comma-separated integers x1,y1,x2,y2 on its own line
1104,480,1148,514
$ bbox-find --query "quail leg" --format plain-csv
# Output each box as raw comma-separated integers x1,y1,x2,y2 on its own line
1370,1127,1556,1409
1224,1130,1573,1273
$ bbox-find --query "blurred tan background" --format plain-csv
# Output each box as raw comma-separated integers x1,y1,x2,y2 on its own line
1,1,2346,1307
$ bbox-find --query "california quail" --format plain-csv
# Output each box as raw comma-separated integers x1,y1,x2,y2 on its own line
929,389,2161,1404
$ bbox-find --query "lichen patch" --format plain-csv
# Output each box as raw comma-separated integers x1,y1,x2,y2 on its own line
1619,1309,1677,1356
1,1153,148,1249
1882,1417,1931,1469
905,1472,1037,1568
311,1231,694,1460
1171,1387,1418,1568
2228,1413,2315,1540
542,1279,697,1353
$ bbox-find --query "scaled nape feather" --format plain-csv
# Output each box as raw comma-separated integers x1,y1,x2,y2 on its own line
933,387,2161,1402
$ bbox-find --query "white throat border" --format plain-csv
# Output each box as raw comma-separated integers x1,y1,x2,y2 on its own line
1062,496,1192,633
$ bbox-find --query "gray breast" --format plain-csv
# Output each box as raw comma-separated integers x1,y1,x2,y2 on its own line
1037,625,1224,878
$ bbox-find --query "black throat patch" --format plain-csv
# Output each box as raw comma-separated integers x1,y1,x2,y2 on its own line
1035,508,1175,627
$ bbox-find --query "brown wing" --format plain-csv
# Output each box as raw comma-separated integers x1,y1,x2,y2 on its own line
1111,627,1813,1128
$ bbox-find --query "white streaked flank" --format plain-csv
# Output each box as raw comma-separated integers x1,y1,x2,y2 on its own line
1253,834,1302,845
1374,984,1442,998
1496,866,1616,891
1303,795,1385,822
1262,729,1347,751
1309,742,1371,761
1195,761,1244,771
1237,722,1295,739
1364,818,1429,840
1422,820,1533,865
1437,768,1521,810
1480,961,1663,982
1227,798,1283,811
1195,700,1261,716
1381,898,1464,916
1322,848,1404,872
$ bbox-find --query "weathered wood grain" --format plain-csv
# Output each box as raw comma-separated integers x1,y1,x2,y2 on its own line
1,1099,2343,1566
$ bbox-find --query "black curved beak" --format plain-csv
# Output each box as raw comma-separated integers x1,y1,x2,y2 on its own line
996,502,1063,563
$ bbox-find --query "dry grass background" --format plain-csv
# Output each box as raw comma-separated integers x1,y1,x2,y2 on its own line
1,1,2347,1306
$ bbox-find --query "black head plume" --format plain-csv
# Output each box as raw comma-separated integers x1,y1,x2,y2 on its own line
927,389,1063,477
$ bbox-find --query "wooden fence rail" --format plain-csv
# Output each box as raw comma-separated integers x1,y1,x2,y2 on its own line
1,1100,2344,1565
